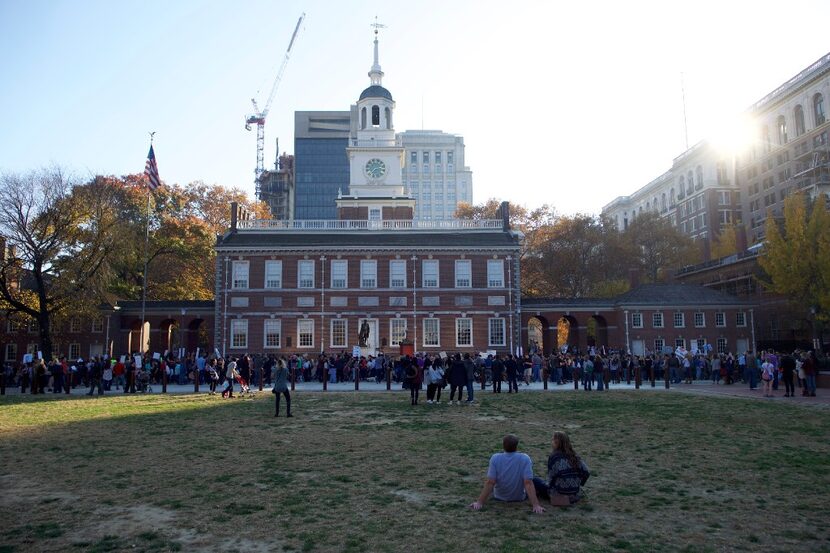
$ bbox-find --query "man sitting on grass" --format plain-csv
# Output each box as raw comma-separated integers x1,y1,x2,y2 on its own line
468,434,545,514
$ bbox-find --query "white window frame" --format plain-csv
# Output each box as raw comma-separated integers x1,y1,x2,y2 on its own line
694,312,705,328
232,260,249,289
69,317,81,333
715,312,726,327
230,319,248,349
674,338,685,349
717,338,728,354
488,318,506,347
456,318,472,347
736,312,747,327
330,260,348,289
390,319,408,346
455,259,472,288
631,312,643,329
264,260,282,289
487,259,504,288
696,338,706,352
673,312,685,328
423,318,440,347
360,260,377,289
29,319,39,333
5,343,17,362
68,342,81,360
654,338,664,353
297,319,314,348
91,318,103,333
330,319,347,349
652,312,664,328
389,260,407,289
298,260,315,289
422,260,439,288
263,320,281,349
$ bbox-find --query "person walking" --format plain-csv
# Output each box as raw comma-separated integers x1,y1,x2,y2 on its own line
222,358,237,398
206,359,220,395
272,358,291,417
505,354,519,393
87,358,103,397
491,354,504,393
448,354,466,404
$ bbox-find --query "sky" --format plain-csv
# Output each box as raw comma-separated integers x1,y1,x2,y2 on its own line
1,0,828,216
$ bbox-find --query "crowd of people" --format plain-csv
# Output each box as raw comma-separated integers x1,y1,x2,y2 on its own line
1,346,821,399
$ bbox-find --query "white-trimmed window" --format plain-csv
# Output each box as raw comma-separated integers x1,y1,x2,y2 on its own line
230,320,248,349
674,338,685,349
456,318,472,347
696,338,706,352
654,338,664,353
455,260,471,288
717,338,728,354
29,319,39,333
360,260,377,288
5,343,17,362
264,260,282,289
331,319,347,348
389,260,406,288
390,319,408,346
331,260,347,289
422,260,439,288
298,260,315,289
488,318,506,347
69,317,81,333
368,208,382,222
69,343,81,360
736,312,747,327
232,261,249,289
6,319,21,333
631,313,643,328
715,312,726,327
264,320,281,348
297,319,314,348
694,312,705,328
91,318,103,333
652,312,664,328
423,318,440,347
673,312,685,328
487,259,504,288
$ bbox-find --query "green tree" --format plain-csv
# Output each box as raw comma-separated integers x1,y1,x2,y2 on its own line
759,193,830,342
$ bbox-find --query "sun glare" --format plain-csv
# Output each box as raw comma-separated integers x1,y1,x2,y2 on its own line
710,114,757,155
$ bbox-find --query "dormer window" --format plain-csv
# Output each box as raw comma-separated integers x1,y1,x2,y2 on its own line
372,105,380,127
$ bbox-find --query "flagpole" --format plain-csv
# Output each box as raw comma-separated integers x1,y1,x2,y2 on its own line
139,132,156,356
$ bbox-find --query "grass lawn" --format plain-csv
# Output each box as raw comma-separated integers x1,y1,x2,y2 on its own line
0,390,828,553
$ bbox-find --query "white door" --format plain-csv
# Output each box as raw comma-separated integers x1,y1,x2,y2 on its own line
736,339,748,355
631,340,644,356
89,344,104,358
358,319,379,355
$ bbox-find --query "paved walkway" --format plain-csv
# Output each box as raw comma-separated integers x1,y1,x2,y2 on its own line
3,379,826,406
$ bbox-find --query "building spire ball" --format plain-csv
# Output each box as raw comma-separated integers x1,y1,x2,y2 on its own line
369,16,386,85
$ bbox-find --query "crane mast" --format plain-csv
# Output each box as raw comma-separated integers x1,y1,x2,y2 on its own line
246,13,305,198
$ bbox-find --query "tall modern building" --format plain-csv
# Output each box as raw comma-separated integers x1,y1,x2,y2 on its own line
293,111,351,220
400,130,473,220
257,152,295,221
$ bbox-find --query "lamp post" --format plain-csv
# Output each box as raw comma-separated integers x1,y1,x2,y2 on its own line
411,256,418,352
320,256,327,355
506,255,515,356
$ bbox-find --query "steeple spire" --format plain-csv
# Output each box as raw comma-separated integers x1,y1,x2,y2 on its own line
369,17,386,86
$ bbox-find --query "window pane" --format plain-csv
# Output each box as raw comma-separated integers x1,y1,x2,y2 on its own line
390,319,408,346
390,260,406,288
455,260,471,288
422,260,439,287
488,318,505,346
331,260,347,289
264,320,281,348
265,260,282,288
298,260,315,288
423,318,439,347
298,320,314,348
456,318,472,347
360,260,377,288
231,320,248,349
232,261,249,289
331,319,347,348
487,260,504,287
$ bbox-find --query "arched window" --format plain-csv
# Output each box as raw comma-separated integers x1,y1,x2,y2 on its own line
777,115,788,144
794,105,805,136
761,125,771,153
646,201,650,212
669,188,675,206
385,107,392,129
360,107,367,129
372,105,380,126
687,171,694,193
661,193,667,211
653,197,658,211
696,166,703,189
678,177,685,199
815,93,826,126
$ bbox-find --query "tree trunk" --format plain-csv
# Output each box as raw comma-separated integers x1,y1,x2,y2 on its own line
38,312,53,362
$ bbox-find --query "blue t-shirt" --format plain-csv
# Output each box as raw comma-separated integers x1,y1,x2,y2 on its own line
487,452,533,501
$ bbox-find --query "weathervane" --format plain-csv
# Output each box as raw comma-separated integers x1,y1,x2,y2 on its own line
148,131,156,144
370,16,386,36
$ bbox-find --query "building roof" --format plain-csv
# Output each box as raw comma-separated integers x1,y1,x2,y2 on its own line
217,229,519,250
113,300,215,312
613,283,752,307
359,85,393,101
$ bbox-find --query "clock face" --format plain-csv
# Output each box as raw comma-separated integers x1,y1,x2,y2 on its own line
365,158,386,180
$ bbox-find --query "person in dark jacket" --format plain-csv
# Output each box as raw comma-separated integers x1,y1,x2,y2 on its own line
463,353,476,404
492,355,505,393
780,354,796,397
404,356,423,405
272,359,291,417
448,354,466,404
505,355,519,393
532,431,590,506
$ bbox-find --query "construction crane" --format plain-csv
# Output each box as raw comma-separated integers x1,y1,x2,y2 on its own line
246,13,305,197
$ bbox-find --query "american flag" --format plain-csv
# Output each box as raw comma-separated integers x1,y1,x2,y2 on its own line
144,144,161,190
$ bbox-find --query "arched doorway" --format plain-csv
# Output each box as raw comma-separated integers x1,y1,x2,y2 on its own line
527,316,546,354
159,319,179,355
188,318,211,354
556,316,579,353
127,320,150,354
587,315,608,351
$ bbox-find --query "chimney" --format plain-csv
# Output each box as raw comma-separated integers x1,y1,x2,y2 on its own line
230,202,238,230
500,201,510,231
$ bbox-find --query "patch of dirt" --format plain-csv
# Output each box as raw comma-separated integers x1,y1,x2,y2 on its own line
391,489,427,504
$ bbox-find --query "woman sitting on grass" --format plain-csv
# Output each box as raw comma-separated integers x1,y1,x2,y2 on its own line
532,431,590,506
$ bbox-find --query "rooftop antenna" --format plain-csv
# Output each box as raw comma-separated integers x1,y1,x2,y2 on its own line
681,72,689,150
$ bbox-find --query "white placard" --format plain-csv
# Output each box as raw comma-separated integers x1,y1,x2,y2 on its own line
37,351,43,360
23,354,33,363
153,352,161,360
134,355,142,367
352,346,361,357
119,355,126,363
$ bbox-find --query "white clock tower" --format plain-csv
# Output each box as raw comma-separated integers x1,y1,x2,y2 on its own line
337,22,415,221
